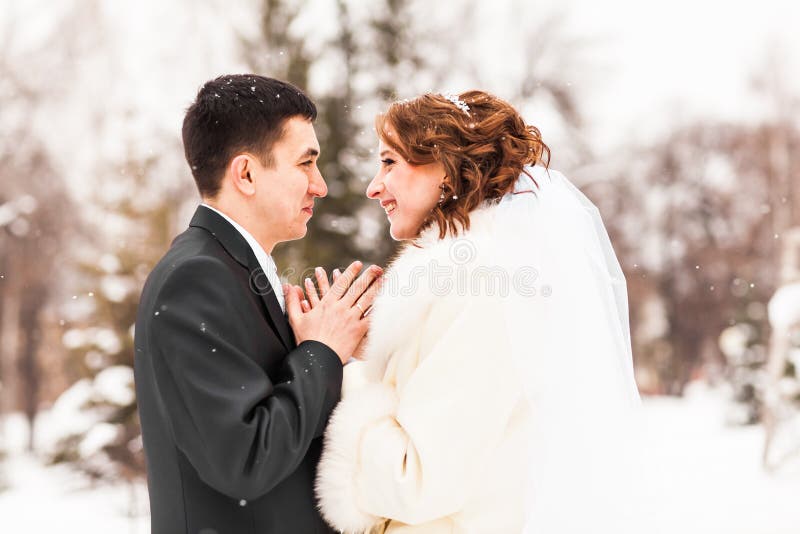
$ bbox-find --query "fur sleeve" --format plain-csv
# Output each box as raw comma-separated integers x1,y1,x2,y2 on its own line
316,382,398,533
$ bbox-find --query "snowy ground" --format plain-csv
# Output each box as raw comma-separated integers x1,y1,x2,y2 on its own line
0,383,798,533
643,384,799,534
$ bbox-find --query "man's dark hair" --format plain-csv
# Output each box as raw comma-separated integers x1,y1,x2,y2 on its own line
182,74,317,198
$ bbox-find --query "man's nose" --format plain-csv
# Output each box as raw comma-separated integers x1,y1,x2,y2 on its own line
309,168,327,198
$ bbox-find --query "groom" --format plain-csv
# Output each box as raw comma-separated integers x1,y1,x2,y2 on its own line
134,75,380,534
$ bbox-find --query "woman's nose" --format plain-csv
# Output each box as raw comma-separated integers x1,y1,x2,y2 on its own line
366,173,384,199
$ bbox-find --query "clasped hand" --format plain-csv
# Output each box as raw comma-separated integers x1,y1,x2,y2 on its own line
284,261,383,364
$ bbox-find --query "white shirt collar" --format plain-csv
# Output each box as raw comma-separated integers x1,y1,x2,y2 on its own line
200,203,284,312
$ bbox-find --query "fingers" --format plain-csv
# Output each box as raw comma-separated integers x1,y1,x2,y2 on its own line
332,268,341,281
304,276,320,308
284,284,302,323
292,285,310,313
315,267,331,298
328,261,362,300
343,264,383,306
354,274,384,317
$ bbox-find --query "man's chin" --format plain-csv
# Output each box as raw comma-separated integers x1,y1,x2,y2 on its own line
291,225,309,240
275,226,308,245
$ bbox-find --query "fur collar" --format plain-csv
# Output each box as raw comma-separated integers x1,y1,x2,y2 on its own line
361,165,554,375
362,202,499,373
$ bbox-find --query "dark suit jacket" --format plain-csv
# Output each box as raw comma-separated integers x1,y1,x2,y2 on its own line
134,205,342,534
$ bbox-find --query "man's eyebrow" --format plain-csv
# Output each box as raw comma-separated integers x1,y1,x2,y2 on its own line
299,147,319,159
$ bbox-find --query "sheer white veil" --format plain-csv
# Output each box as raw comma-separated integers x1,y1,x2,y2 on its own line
494,166,650,533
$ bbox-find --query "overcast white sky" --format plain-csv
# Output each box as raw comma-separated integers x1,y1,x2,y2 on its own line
565,0,800,147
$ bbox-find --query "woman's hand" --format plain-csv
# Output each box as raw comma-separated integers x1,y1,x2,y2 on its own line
293,266,378,361
292,267,341,313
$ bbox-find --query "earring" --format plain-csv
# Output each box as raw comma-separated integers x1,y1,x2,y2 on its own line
438,184,446,205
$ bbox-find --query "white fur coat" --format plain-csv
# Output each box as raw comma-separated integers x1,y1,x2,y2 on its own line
315,197,535,534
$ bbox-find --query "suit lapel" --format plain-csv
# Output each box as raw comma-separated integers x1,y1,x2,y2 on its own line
189,205,295,351
246,250,295,351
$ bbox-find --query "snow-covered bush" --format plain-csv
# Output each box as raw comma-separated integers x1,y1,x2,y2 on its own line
43,366,138,480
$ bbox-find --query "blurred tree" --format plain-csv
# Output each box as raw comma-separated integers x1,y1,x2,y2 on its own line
240,0,426,275
0,78,75,452
587,120,800,397
514,8,593,164
48,149,192,482
241,0,312,90
292,0,369,269
0,2,199,494
448,0,593,169
755,49,800,464
241,0,358,276
0,144,73,450
368,0,426,102
763,228,800,469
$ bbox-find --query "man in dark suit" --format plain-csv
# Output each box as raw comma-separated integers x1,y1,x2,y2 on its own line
134,75,382,534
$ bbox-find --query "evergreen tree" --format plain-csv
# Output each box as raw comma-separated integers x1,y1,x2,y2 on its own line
48,149,191,481
240,0,426,275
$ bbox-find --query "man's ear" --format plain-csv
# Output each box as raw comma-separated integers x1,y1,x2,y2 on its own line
228,154,256,196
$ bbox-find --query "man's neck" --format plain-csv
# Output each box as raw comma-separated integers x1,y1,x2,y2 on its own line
202,199,276,254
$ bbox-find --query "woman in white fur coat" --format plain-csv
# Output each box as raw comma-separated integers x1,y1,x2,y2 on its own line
289,92,644,533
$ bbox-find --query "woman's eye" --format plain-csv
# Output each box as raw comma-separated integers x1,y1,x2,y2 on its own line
381,158,395,166
301,160,313,167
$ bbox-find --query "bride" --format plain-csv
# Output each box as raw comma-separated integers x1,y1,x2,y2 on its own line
288,91,646,533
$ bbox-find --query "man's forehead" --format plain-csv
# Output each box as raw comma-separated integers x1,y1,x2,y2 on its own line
277,117,319,153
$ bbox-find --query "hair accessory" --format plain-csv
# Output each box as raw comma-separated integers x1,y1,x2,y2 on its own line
440,93,470,116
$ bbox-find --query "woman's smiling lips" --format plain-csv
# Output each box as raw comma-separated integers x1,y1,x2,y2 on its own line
302,203,314,216
380,199,397,218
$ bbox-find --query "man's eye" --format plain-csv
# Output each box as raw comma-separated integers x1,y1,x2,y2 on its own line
301,160,313,166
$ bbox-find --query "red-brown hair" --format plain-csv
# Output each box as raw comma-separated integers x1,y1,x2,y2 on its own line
375,90,550,238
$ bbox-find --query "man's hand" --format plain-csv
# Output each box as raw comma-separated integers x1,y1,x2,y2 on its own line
285,261,383,364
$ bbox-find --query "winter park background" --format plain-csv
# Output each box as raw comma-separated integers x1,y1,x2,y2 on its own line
1,0,800,532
